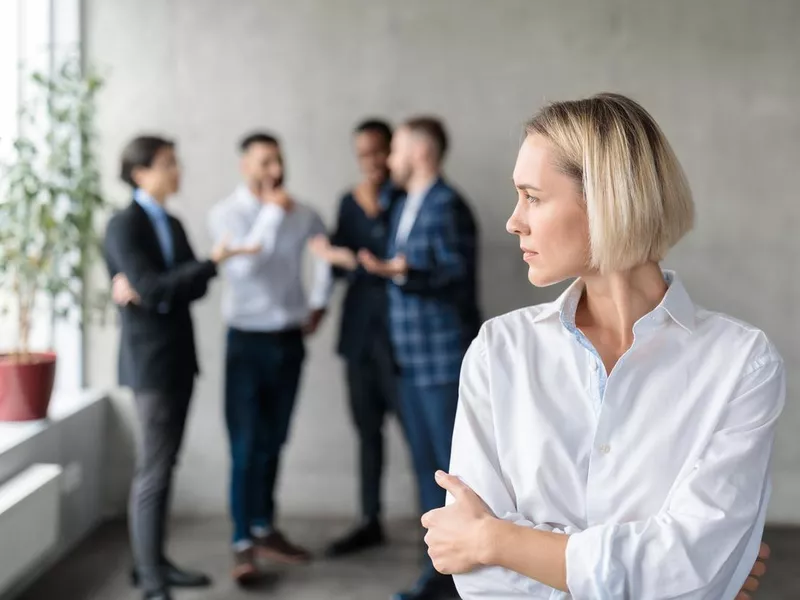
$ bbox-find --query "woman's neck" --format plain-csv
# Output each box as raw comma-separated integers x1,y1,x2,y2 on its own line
576,261,667,347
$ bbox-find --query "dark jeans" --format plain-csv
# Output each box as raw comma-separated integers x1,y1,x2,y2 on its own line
345,325,399,521
129,381,194,593
399,377,459,580
225,327,305,544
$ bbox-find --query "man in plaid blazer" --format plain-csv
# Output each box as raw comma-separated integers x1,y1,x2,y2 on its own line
360,117,480,600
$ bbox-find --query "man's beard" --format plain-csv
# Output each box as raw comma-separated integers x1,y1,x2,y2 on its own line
390,168,410,190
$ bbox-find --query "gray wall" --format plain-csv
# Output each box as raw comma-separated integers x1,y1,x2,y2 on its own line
85,0,800,522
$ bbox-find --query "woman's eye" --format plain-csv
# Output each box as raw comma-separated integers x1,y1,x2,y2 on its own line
526,194,539,204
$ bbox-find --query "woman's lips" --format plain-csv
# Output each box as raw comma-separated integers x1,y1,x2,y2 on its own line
521,248,538,261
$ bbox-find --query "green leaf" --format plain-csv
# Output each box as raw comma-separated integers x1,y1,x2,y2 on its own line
0,54,110,345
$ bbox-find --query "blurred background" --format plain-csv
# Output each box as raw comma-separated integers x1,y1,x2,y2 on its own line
0,0,798,599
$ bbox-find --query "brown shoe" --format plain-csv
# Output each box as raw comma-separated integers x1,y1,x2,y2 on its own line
232,547,259,585
254,530,311,565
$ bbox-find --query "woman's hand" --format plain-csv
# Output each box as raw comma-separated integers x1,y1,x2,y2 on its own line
425,475,773,594
736,542,770,600
421,471,495,575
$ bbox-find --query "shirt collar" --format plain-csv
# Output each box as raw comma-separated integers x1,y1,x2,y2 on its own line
657,271,695,333
134,188,167,216
237,183,261,206
407,175,442,200
531,269,695,333
405,178,437,206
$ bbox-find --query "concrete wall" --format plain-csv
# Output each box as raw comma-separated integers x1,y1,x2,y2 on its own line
85,0,800,522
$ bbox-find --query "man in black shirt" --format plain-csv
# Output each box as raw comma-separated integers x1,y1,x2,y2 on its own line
310,120,400,557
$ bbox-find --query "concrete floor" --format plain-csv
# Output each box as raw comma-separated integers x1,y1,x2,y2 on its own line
16,519,800,599
18,517,426,600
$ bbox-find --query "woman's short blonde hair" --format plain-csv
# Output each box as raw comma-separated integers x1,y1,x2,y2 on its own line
526,93,694,273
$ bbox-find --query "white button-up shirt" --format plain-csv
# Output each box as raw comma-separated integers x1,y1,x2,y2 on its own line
208,185,332,331
393,180,435,249
449,272,784,600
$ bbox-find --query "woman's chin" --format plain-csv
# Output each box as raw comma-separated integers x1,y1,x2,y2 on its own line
527,265,566,288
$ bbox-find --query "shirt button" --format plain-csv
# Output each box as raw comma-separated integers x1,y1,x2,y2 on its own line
599,444,611,455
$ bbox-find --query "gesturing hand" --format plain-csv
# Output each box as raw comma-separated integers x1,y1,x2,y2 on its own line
308,235,358,271
421,471,494,575
358,249,407,279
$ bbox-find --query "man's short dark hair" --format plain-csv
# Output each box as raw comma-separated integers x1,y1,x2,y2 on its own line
354,119,392,147
404,116,448,161
119,135,175,188
239,132,281,153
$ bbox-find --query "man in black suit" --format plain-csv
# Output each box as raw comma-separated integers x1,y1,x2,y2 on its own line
104,136,257,600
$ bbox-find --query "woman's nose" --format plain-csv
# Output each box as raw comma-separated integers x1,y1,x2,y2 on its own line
506,205,528,236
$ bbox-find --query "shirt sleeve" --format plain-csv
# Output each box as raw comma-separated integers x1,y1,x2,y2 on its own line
450,326,579,599
307,209,333,310
566,355,785,600
329,194,359,281
208,198,286,279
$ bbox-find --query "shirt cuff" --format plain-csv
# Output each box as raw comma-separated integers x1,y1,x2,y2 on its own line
565,526,612,599
392,274,408,286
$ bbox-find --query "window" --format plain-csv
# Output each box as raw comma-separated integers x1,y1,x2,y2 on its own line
0,1,20,149
0,0,83,391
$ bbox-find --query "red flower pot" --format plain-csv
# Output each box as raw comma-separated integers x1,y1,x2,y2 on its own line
0,352,57,421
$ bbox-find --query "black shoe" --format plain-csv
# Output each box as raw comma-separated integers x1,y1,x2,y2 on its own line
392,572,458,600
325,520,385,557
131,561,212,588
143,589,172,600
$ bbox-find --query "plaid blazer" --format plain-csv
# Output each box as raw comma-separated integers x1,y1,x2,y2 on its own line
385,178,481,387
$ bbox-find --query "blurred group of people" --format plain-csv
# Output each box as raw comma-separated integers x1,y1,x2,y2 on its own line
104,92,781,600
104,116,479,600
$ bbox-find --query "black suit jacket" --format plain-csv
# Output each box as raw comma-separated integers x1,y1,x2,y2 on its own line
104,200,217,393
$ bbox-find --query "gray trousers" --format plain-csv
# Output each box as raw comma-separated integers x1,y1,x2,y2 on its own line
129,382,193,592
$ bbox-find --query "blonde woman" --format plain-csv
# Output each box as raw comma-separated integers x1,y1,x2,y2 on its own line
420,94,781,599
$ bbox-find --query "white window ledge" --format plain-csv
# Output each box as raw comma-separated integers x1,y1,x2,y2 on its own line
0,389,111,598
0,390,107,456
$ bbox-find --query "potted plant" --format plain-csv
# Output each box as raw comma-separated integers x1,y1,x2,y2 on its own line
0,55,107,421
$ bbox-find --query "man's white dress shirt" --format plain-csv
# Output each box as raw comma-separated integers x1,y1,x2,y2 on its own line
208,185,332,331
450,272,784,599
